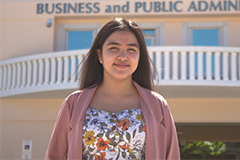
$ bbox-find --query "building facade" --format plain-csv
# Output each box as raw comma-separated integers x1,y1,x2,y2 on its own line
0,0,240,159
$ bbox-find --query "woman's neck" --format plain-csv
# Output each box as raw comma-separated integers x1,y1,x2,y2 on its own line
98,78,137,98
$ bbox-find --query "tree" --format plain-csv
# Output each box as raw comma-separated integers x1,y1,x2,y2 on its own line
181,141,227,160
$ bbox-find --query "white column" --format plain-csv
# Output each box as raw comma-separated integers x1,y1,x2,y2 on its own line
50,58,56,84
3,65,7,90
206,51,212,80
16,63,21,88
172,51,178,80
149,51,153,63
164,51,170,80
0,66,2,90
63,56,69,83
215,52,220,80
70,55,76,83
223,52,229,81
27,61,32,87
21,62,27,87
7,64,12,89
77,55,83,66
198,51,203,80
239,53,240,80
77,55,83,81
32,60,38,86
231,52,237,81
189,51,195,80
181,51,187,80
57,57,63,84
150,52,155,78
44,58,50,85
156,51,162,80
38,59,44,85
12,63,17,89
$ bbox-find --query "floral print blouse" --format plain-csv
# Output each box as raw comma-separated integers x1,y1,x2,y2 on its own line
82,107,146,160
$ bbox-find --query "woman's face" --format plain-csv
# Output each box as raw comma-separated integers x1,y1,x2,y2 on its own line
98,30,140,82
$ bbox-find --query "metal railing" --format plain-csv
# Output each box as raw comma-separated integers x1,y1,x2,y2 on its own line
0,46,239,98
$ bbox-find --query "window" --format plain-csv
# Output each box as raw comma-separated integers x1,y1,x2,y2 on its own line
183,21,228,79
193,29,219,46
192,29,219,79
183,21,228,46
138,22,164,46
138,22,164,78
57,23,102,51
143,29,156,46
67,30,93,50
57,23,102,82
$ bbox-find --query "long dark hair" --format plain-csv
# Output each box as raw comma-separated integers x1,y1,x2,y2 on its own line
78,18,156,90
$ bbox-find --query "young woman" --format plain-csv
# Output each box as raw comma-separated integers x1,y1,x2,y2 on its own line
45,18,180,160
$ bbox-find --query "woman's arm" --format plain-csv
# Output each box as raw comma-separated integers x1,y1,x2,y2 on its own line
45,99,71,160
162,99,181,160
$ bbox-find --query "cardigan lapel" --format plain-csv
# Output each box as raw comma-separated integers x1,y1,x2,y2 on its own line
70,86,98,127
133,81,154,116
133,81,167,159
133,81,164,123
68,86,98,159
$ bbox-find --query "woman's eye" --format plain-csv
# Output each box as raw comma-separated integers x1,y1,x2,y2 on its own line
128,48,136,52
109,47,118,50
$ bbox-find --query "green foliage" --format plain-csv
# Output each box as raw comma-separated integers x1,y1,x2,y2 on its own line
181,141,227,160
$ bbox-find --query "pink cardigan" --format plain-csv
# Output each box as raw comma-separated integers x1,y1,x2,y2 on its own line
45,82,180,160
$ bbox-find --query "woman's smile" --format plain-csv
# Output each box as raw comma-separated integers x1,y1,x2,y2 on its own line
113,62,130,69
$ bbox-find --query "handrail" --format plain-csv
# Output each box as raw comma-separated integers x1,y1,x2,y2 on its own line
0,46,239,98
